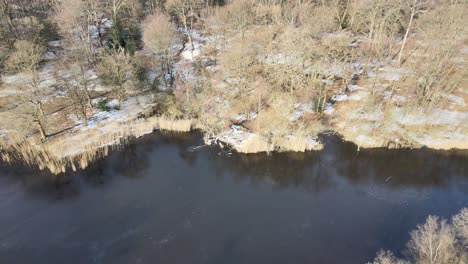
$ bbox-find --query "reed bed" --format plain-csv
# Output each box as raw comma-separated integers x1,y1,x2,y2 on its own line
0,117,193,175
236,135,275,154
235,134,323,154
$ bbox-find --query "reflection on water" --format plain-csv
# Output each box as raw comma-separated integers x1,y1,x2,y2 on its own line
0,132,467,264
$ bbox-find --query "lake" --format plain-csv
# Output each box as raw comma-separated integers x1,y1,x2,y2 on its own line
0,132,467,264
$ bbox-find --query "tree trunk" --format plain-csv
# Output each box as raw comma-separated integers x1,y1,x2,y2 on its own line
37,121,47,142
81,111,88,127
397,8,415,66
181,9,194,51
36,103,47,141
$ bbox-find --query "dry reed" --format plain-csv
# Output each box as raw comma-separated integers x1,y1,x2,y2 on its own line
235,134,323,154
0,117,193,175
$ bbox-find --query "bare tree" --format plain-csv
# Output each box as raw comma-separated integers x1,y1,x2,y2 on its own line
166,0,203,51
57,50,94,127
452,208,468,246
109,0,129,19
330,0,351,29
0,0,17,40
368,250,408,264
66,80,91,127
5,40,49,141
142,11,176,88
54,0,105,63
397,0,433,66
96,48,133,109
407,215,457,264
0,0,53,44
28,70,49,141
370,209,468,264
143,0,165,13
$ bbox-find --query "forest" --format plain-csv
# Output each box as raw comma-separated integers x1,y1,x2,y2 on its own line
0,0,466,173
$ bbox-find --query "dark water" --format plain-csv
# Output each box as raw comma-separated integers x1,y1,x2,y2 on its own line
0,133,467,264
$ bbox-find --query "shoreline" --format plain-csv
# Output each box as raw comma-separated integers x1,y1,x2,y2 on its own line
1,115,467,175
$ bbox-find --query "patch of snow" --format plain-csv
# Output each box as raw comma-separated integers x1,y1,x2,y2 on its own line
107,99,120,109
44,51,57,60
259,53,296,65
2,72,30,84
180,31,203,61
305,136,321,148
290,103,314,120
212,125,253,147
0,129,16,136
48,40,61,47
393,108,468,126
81,110,119,129
233,112,257,123
289,111,304,121
346,84,361,92
0,88,25,97
444,94,465,106
392,95,406,103
331,94,348,102
38,78,56,89
348,91,369,101
205,65,219,73
321,79,334,85
324,103,334,115
181,46,201,61
294,103,314,113
102,18,112,27
450,57,464,63
91,83,109,92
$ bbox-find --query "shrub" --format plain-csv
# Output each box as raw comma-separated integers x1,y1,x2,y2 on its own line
96,99,110,112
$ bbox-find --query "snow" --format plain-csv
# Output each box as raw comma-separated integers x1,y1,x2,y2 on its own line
348,91,369,101
84,110,121,129
444,94,465,106
305,136,321,148
260,53,296,65
181,45,201,61
44,51,57,60
368,66,413,82
393,108,468,126
408,129,468,150
102,18,112,27
289,111,304,121
205,65,219,72
0,129,16,136
106,99,120,109
1,72,30,84
0,88,25,97
290,103,314,121
346,84,361,92
48,40,61,47
331,94,348,102
180,31,203,61
321,79,334,85
211,125,254,147
233,112,257,123
324,103,335,115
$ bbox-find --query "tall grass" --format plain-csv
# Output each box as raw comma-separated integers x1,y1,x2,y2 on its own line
0,117,193,175
235,134,323,154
